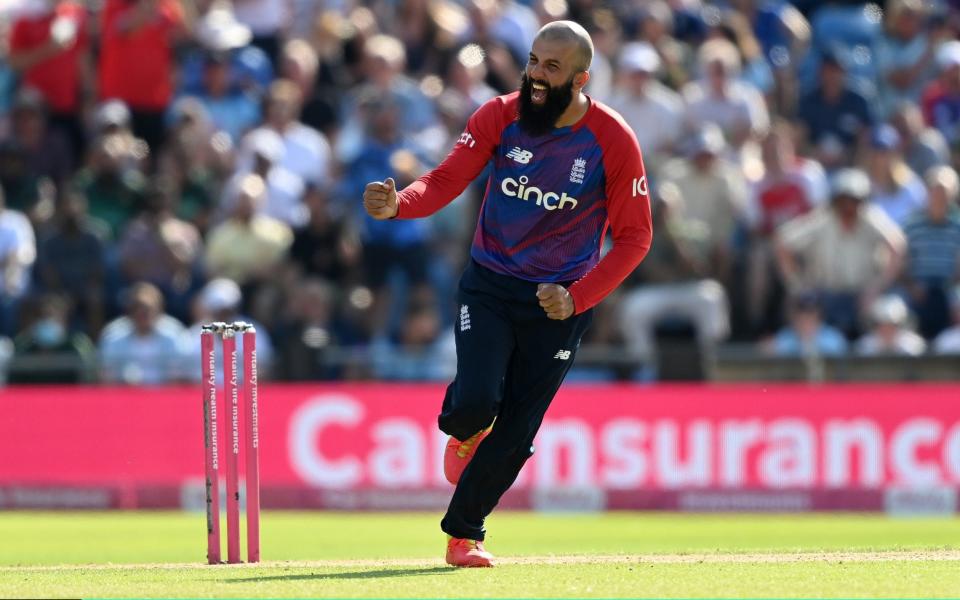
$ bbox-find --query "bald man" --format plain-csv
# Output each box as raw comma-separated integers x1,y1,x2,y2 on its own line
363,21,652,567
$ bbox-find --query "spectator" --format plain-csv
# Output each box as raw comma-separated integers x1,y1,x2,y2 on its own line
660,123,748,288
745,119,828,332
337,34,437,163
273,277,341,380
6,87,73,183
866,124,927,226
764,292,848,358
72,133,146,239
891,100,950,178
180,2,273,99
99,282,186,384
206,173,293,286
342,92,436,337
227,127,306,226
607,41,684,175
186,50,261,144
117,179,203,322
184,277,274,381
682,37,770,158
98,0,187,152
618,182,730,365
370,301,455,381
289,183,361,284
775,168,907,337
0,140,46,215
855,294,927,356
796,51,873,171
920,40,960,147
902,165,960,338
35,190,106,334
875,0,945,120
255,79,331,185
637,0,694,91
8,0,91,158
8,294,95,383
932,285,960,353
0,185,36,336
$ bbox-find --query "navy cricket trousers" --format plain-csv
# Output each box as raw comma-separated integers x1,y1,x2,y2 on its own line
439,260,593,541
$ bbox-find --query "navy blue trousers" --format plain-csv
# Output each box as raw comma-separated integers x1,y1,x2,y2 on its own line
439,260,592,541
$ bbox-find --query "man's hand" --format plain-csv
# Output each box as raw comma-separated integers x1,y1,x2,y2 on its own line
537,283,574,320
363,177,398,220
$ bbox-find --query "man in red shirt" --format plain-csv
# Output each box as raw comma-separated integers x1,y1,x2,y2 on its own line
8,0,90,159
98,0,187,152
364,21,652,567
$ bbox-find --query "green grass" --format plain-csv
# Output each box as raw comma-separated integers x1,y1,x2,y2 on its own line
0,512,958,598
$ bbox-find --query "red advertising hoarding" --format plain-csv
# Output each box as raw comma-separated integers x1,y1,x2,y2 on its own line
2,384,958,511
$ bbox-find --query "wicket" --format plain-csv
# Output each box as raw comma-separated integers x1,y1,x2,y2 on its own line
201,322,260,565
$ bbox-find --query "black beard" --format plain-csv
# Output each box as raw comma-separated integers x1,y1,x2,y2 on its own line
517,72,575,136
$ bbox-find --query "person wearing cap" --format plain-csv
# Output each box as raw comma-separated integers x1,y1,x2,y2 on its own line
8,0,90,160
775,168,907,337
920,40,960,145
660,122,749,288
796,49,874,169
932,285,960,353
855,293,926,355
865,123,927,226
178,1,273,98
183,277,273,382
902,165,960,338
764,292,848,358
607,41,684,174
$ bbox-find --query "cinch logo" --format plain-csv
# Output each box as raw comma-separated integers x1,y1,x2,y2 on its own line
506,147,533,164
501,176,578,211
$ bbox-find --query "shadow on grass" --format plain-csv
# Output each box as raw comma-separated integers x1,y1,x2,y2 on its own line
228,566,453,582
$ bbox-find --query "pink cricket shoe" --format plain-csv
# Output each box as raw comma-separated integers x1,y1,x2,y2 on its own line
445,537,495,568
443,424,493,485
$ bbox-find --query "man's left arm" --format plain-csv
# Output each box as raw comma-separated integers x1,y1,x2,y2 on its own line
566,127,653,314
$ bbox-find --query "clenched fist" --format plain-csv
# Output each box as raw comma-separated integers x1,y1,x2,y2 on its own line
537,283,574,320
363,177,398,220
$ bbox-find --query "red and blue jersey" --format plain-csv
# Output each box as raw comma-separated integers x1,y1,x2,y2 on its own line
396,92,652,314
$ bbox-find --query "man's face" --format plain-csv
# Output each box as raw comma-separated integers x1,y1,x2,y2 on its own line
518,37,582,136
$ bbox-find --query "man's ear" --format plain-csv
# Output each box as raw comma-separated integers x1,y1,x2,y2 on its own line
574,70,591,91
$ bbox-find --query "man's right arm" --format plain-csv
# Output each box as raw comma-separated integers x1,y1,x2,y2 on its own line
394,97,504,219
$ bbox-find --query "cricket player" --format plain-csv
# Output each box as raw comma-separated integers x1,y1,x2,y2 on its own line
363,20,652,567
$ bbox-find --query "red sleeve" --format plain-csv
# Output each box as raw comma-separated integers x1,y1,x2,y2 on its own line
395,95,507,219
568,119,652,314
9,18,30,51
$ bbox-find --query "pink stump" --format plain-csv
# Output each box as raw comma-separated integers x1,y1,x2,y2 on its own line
222,330,241,564
243,328,261,563
201,329,220,564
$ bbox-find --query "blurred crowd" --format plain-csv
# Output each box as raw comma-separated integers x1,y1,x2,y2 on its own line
1,0,960,385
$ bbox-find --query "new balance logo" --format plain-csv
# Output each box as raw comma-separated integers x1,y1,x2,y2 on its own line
553,350,572,360
457,132,476,148
506,147,533,164
459,305,471,332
